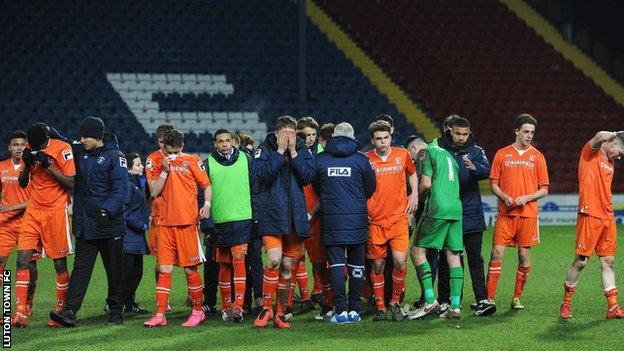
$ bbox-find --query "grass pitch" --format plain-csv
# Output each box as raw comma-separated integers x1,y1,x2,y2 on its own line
7,226,624,350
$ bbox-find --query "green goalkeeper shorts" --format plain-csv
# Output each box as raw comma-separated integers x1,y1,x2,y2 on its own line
412,216,463,252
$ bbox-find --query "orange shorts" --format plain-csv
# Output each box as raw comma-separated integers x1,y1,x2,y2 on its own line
0,222,42,261
305,232,326,264
263,233,305,259
575,213,617,257
367,217,409,260
157,225,206,267
214,243,248,263
19,207,72,259
493,215,540,247
148,220,159,256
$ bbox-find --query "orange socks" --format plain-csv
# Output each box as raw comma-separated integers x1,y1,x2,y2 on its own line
15,269,29,313
370,272,385,310
605,287,619,309
186,270,204,312
486,260,502,300
262,267,279,309
563,282,577,303
276,275,290,315
219,263,233,309
55,271,69,311
155,272,172,314
296,263,310,301
232,257,246,309
391,267,407,304
513,266,531,299
312,266,322,295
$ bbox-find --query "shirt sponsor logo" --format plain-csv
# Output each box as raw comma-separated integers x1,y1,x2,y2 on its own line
1,176,18,184
504,160,535,169
600,162,614,174
328,167,351,177
374,165,403,174
170,161,191,173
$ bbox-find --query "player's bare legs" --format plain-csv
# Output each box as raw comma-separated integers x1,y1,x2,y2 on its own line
254,246,282,328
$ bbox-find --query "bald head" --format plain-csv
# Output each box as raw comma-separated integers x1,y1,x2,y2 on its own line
333,122,355,139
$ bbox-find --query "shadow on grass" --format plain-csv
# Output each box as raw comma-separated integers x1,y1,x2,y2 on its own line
535,318,606,342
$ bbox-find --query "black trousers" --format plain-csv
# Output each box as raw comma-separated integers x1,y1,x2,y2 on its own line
203,240,220,308
66,236,124,314
326,243,366,314
123,253,143,307
438,231,487,303
244,236,264,306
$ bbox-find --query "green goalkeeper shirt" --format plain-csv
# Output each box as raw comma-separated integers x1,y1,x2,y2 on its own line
418,144,463,220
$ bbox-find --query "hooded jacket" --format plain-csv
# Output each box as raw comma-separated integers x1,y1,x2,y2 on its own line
438,131,489,233
314,136,376,245
72,133,128,239
252,132,316,238
123,173,149,254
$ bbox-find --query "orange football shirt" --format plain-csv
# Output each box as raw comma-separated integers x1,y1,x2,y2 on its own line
577,142,614,220
0,159,30,228
28,139,75,210
146,149,166,224
490,144,549,218
365,147,416,225
160,153,211,226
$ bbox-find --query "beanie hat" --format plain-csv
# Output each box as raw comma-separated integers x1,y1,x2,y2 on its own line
26,123,49,150
79,116,105,139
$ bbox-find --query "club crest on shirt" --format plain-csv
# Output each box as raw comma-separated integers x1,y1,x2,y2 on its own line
146,159,153,170
394,156,402,165
97,156,105,164
529,155,535,161
119,157,127,168
254,148,262,159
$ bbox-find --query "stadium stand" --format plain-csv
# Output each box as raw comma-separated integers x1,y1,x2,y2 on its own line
319,0,624,192
0,0,415,155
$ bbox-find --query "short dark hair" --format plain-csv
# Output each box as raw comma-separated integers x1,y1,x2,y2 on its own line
239,133,255,148
7,130,27,145
515,113,537,129
156,123,174,139
369,120,392,137
126,152,141,168
26,122,49,150
444,114,461,129
163,129,185,148
318,123,335,142
214,129,235,140
452,117,470,128
275,116,298,131
405,134,426,148
297,116,319,131
376,113,394,127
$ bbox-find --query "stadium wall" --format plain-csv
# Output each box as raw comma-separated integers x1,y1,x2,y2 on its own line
482,194,624,226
